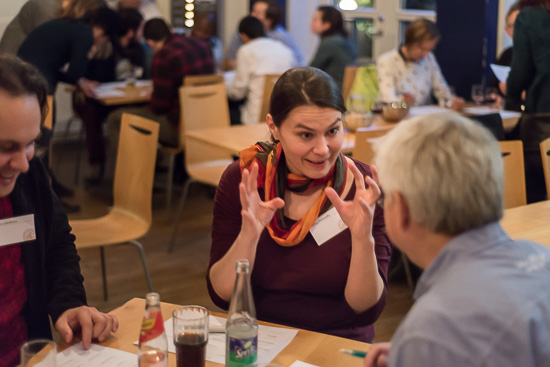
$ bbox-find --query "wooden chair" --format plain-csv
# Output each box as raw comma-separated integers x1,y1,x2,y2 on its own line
500,141,527,209
352,126,393,165
258,74,281,123
168,84,234,252
162,74,225,217
540,137,550,199
184,74,224,86
342,66,359,102
70,114,159,300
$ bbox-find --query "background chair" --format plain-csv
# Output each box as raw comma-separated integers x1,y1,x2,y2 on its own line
500,140,527,209
161,74,225,216
258,74,281,123
168,83,234,252
70,113,159,300
540,137,550,199
520,113,550,202
352,126,393,165
346,65,378,112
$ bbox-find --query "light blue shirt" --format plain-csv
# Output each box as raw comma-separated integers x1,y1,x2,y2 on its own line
227,25,304,66
389,223,550,367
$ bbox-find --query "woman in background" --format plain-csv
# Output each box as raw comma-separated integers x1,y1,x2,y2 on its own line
310,6,356,90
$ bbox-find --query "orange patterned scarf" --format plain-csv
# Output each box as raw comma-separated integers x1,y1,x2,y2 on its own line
240,142,347,246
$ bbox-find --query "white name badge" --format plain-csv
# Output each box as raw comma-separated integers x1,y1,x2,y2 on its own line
310,207,348,246
0,214,36,247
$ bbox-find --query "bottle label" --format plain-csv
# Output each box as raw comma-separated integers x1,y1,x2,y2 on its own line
140,310,165,343
228,335,258,366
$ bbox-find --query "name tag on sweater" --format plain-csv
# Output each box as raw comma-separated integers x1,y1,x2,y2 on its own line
0,214,36,247
310,207,348,246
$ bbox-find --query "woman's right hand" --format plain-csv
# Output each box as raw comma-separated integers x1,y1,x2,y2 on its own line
239,162,285,240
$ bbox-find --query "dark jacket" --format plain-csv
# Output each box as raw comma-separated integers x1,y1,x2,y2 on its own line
10,158,87,339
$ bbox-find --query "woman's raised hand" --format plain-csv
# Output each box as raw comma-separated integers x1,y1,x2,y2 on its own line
239,162,285,240
325,162,381,240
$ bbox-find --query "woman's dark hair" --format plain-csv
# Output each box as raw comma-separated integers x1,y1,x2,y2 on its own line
269,67,346,128
0,55,49,124
238,16,266,39
143,18,172,42
317,6,348,38
265,1,283,29
83,7,120,38
118,8,143,37
519,0,550,8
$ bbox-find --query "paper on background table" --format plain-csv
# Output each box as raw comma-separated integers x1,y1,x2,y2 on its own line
56,342,136,367
140,316,298,365
289,361,320,367
408,105,448,116
490,64,511,83
463,106,521,119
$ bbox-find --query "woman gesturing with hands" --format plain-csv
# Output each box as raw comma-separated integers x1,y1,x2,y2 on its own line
207,67,391,342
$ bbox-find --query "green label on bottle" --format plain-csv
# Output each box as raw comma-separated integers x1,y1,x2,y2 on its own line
228,335,257,366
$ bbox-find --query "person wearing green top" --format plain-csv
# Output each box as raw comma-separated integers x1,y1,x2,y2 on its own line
310,6,357,90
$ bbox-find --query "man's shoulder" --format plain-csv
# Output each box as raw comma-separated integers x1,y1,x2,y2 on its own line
377,49,399,64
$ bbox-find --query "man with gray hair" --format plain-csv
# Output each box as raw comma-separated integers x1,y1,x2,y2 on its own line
364,113,550,367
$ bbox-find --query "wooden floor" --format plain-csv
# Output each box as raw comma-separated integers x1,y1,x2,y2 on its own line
54,139,414,343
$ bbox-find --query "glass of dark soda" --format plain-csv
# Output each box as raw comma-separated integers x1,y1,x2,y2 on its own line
173,306,209,367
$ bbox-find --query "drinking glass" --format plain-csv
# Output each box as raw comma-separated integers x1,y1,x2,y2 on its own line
20,339,56,367
173,306,209,367
346,94,371,131
471,84,484,105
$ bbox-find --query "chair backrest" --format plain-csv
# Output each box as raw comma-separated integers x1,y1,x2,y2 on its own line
352,127,393,165
44,96,54,130
499,140,527,209
342,66,359,102
184,74,224,87
346,65,378,111
471,113,505,141
259,74,281,123
113,113,159,224
540,137,550,199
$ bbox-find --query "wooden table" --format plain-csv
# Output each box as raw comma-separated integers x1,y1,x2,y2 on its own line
185,123,357,155
58,298,369,367
501,200,550,247
96,81,153,106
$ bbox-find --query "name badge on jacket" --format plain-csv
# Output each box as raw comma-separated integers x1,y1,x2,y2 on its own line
0,214,36,247
310,207,348,246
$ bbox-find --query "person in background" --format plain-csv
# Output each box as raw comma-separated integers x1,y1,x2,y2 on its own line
17,6,119,96
106,18,214,148
0,0,105,55
73,8,145,186
192,12,223,73
226,16,296,125
489,2,520,97
364,113,550,367
310,6,357,90
226,0,304,69
377,19,464,111
209,67,391,342
0,55,118,367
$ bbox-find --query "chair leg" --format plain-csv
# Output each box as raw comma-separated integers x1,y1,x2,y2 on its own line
401,252,416,292
167,178,194,252
100,246,108,301
129,240,154,292
73,123,85,186
165,153,176,222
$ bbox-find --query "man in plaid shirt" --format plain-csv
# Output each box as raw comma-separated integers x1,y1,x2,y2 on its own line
106,18,214,147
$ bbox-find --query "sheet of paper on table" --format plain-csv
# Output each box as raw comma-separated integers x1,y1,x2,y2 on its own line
289,361,320,367
463,106,521,119
224,70,236,85
56,342,136,367
137,316,298,365
408,105,448,116
490,64,511,83
93,80,152,99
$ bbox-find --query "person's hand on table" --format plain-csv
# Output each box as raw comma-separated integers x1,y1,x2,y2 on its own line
54,306,119,349
77,78,100,99
402,93,415,105
449,97,465,112
240,162,285,240
364,342,391,367
325,162,380,240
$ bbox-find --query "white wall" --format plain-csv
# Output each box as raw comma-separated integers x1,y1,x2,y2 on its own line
0,0,26,38
220,0,248,54
497,0,516,55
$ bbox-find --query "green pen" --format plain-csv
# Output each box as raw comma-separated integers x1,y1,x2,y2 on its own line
340,348,368,358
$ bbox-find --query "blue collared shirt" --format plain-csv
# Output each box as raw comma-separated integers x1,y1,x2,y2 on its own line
389,222,550,367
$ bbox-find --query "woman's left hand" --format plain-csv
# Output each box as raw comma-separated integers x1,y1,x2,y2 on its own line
325,162,381,240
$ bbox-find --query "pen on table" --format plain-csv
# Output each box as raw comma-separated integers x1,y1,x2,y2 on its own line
340,348,367,358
